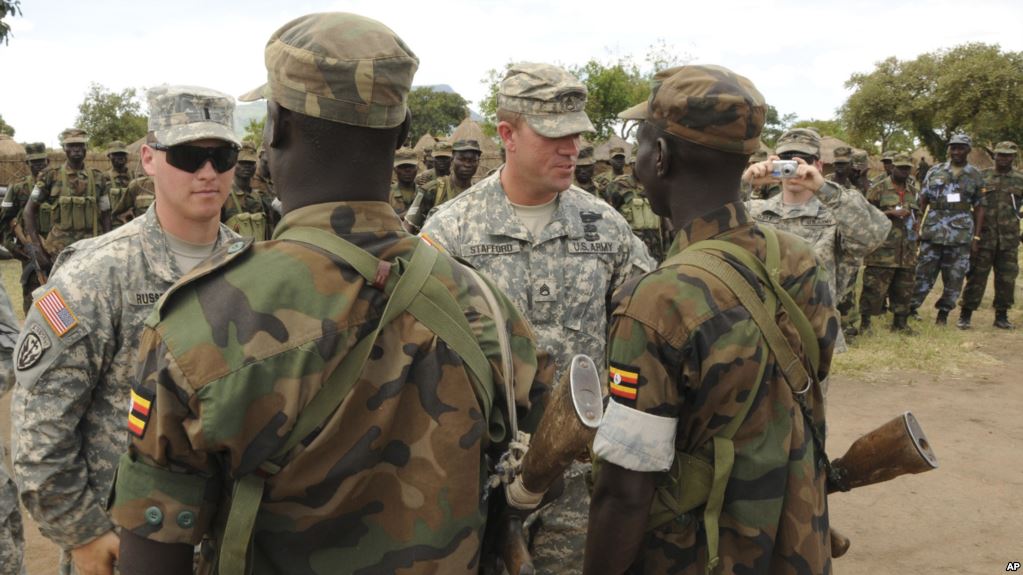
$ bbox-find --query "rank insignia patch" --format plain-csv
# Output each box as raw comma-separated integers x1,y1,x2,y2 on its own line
128,387,154,439
609,361,639,403
35,288,78,337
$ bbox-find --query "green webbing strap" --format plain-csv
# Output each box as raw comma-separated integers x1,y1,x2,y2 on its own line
219,474,264,575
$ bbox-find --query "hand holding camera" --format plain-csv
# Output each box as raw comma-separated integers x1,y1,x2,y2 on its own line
742,155,824,195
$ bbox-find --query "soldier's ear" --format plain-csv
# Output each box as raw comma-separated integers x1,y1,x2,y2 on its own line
397,109,412,151
655,137,670,178
267,101,286,149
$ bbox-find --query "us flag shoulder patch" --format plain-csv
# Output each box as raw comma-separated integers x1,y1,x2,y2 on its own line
609,361,640,404
127,387,155,439
35,288,78,337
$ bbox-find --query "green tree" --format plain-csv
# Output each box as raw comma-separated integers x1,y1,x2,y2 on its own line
1,1,21,46
75,83,147,147
842,44,1023,160
570,58,648,140
0,113,14,137
407,86,469,145
477,63,514,137
790,119,849,143
243,117,265,146
761,105,797,148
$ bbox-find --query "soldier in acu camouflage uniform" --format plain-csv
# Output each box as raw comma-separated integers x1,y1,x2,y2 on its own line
222,142,275,239
910,134,986,325
110,14,550,575
574,144,600,196
105,140,134,228
11,85,241,575
422,61,654,575
0,285,23,575
405,139,481,230
0,142,49,312
586,64,837,575
746,128,890,354
861,153,921,332
389,146,418,216
23,128,112,276
958,141,1023,329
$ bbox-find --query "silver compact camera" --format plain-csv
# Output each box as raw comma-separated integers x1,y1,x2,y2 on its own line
771,160,799,179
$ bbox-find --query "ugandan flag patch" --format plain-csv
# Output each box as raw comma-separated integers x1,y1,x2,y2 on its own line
127,387,154,439
609,361,640,405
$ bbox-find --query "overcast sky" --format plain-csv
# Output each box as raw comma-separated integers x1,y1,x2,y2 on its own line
2,0,1022,147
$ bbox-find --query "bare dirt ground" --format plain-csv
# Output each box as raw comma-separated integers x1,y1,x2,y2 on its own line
1,261,1021,574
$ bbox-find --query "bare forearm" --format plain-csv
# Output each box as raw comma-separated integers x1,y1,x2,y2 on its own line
119,529,193,575
584,463,656,575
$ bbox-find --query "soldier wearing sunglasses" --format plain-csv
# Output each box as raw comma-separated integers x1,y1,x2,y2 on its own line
11,85,241,575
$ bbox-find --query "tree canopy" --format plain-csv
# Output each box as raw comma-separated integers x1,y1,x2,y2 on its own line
1,0,21,46
0,114,14,137
243,117,265,147
842,43,1023,160
407,87,469,145
75,83,147,148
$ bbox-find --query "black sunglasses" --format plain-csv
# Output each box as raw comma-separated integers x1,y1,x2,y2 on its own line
778,152,818,164
151,143,239,173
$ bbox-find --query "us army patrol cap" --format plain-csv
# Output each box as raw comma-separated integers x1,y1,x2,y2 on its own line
60,128,88,145
850,150,869,169
948,134,972,147
432,140,453,158
609,146,626,158
106,141,128,156
891,152,913,167
775,128,821,156
994,141,1018,155
577,145,596,166
619,64,765,155
240,12,418,129
833,146,851,164
238,142,258,162
147,85,240,147
452,139,482,153
25,142,47,161
394,147,418,166
499,62,595,138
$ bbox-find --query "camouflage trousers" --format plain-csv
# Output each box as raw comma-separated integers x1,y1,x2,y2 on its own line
861,266,915,316
0,473,24,575
960,241,1020,311
526,461,589,575
911,242,970,312
838,267,864,331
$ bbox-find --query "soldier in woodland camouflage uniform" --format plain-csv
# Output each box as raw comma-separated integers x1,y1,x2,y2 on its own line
607,155,665,261
12,85,240,575
594,145,626,199
574,144,600,196
415,139,450,187
222,142,275,239
0,142,49,312
105,141,134,228
111,174,155,225
251,144,275,198
422,62,654,575
910,134,986,325
0,285,23,575
739,148,773,199
826,145,853,187
958,141,1023,329
586,64,837,575
849,150,872,194
111,14,550,575
389,146,418,216
861,153,920,332
874,149,896,186
23,128,112,275
746,128,890,354
405,139,480,230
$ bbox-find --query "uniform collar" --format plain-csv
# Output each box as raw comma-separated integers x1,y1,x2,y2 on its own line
140,204,236,282
481,169,586,243
273,201,404,238
666,201,752,256
759,192,822,218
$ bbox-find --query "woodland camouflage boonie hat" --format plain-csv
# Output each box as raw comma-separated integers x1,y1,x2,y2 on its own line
432,140,453,158
394,147,418,166
147,85,239,146
993,141,1017,155
619,64,765,155
238,142,258,162
60,128,88,145
499,62,595,138
577,145,596,166
832,146,851,164
775,128,821,156
891,152,913,168
240,12,418,129
106,141,128,156
25,142,47,161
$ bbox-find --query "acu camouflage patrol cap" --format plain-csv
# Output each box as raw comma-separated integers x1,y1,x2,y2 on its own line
993,141,1018,155
850,150,869,169
25,142,47,161
240,12,419,129
499,62,595,138
60,128,88,145
577,145,596,166
832,146,851,164
147,85,240,147
619,64,765,155
775,128,821,156
432,140,453,158
238,142,258,162
891,152,913,167
106,141,128,156
394,146,418,167
452,139,482,153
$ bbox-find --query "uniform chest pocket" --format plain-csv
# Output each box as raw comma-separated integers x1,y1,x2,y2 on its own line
563,242,617,332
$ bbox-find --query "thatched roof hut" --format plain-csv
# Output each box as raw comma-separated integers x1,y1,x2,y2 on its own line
413,134,437,156
449,118,499,154
595,134,630,161
0,135,25,159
